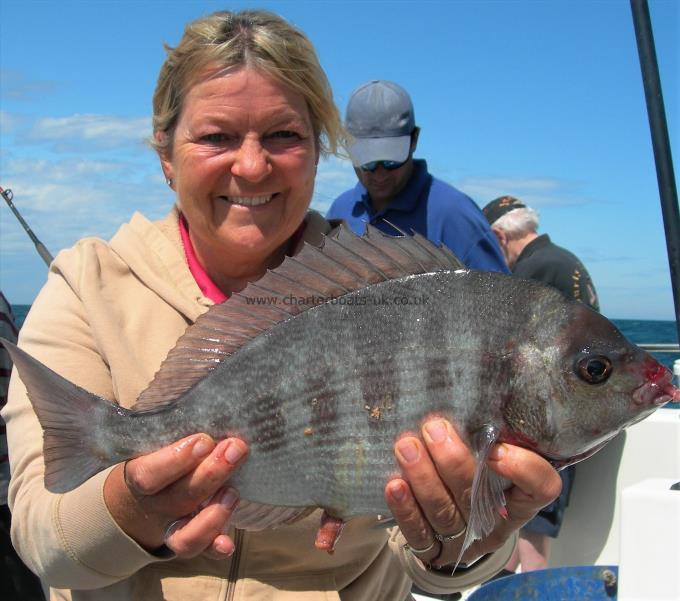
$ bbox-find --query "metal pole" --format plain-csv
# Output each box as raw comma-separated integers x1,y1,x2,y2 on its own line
630,0,680,343
0,186,54,267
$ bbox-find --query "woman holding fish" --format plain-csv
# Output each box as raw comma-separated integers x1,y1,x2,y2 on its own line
3,10,562,600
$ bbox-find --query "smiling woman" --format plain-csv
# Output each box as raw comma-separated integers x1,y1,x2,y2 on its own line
159,68,319,293
2,8,561,601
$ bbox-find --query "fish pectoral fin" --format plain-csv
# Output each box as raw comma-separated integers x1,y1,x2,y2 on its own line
455,425,507,569
230,500,315,531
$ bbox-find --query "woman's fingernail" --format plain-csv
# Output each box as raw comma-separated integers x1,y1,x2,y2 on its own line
424,420,448,443
193,437,212,458
223,440,245,465
489,444,507,460
215,535,235,556
397,439,420,464
220,488,239,509
389,481,406,502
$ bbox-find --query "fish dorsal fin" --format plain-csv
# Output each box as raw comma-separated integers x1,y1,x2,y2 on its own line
132,224,464,411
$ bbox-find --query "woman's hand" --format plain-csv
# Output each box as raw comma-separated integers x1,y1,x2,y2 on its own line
385,418,561,568
103,434,248,559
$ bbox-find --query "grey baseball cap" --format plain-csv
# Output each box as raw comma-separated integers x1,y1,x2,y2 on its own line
345,80,415,167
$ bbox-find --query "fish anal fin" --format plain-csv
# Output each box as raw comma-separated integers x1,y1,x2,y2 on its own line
136,224,465,411
230,500,314,531
455,425,508,569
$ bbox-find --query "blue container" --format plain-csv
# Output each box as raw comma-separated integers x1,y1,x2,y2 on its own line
468,565,618,600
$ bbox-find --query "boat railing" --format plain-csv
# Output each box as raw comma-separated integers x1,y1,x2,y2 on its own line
639,343,680,353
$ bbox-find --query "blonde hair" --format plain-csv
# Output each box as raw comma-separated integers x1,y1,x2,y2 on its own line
151,10,343,156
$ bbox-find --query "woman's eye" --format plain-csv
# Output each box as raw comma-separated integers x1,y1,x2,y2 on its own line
269,130,300,140
200,133,228,144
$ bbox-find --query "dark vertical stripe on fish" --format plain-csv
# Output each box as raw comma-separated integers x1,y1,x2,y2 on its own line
307,374,339,446
425,356,455,401
248,394,288,453
418,295,456,411
361,353,400,432
423,306,454,400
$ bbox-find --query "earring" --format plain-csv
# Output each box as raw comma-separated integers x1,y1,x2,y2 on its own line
166,177,173,187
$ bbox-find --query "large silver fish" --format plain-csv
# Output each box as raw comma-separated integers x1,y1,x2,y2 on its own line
3,225,677,557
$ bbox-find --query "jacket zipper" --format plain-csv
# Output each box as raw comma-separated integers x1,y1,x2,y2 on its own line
226,528,244,601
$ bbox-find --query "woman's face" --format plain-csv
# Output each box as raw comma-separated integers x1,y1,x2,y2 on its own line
161,66,318,277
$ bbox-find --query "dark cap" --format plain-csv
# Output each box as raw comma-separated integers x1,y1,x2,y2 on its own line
482,196,527,225
345,80,415,167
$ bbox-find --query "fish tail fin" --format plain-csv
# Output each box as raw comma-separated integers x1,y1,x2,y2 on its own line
1,337,123,493
455,425,508,570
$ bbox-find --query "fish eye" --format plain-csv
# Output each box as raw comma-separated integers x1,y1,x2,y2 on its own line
576,355,613,384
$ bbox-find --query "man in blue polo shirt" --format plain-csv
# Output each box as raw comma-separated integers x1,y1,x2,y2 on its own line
327,80,507,273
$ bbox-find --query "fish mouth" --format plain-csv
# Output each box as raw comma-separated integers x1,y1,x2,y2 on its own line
219,194,276,207
633,362,678,407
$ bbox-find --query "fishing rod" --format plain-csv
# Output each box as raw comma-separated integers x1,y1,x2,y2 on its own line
630,0,680,344
0,185,54,267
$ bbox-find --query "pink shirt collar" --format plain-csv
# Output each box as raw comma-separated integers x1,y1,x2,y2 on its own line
179,213,228,303
178,212,307,305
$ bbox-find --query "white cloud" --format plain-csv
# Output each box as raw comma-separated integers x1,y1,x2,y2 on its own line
456,175,592,209
26,114,151,151
7,157,131,181
0,153,170,262
1,180,170,259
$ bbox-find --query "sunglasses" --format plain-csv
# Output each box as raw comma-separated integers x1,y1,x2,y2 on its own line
359,159,408,172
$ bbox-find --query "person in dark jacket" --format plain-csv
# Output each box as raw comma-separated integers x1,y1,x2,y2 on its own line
483,195,599,572
483,196,599,310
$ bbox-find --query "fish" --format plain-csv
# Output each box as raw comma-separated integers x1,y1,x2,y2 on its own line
3,224,677,560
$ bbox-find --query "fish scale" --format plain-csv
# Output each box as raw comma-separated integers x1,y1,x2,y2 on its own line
2,225,677,559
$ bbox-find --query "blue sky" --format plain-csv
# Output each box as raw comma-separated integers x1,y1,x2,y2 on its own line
0,0,678,320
